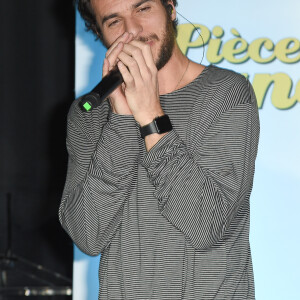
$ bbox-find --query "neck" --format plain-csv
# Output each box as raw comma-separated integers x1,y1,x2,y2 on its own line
157,43,189,95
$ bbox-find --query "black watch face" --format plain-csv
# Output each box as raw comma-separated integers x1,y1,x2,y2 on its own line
156,116,172,133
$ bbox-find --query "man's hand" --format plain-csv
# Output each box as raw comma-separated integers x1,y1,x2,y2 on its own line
116,40,164,126
103,32,133,115
104,33,167,150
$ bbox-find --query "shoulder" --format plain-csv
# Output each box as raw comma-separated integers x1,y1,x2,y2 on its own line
206,65,249,92
203,65,256,109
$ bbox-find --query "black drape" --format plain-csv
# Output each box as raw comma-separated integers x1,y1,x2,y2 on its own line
0,0,74,298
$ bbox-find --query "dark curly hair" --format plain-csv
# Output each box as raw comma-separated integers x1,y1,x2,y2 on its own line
76,0,178,42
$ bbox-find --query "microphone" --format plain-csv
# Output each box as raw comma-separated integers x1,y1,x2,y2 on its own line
79,67,123,112
79,12,204,113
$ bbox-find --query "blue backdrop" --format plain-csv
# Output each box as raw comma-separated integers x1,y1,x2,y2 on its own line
74,1,300,299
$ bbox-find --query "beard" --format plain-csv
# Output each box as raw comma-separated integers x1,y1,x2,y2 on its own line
138,15,176,71
155,15,176,70
103,14,176,71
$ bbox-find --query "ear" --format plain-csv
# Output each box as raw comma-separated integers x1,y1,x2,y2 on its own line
167,1,176,20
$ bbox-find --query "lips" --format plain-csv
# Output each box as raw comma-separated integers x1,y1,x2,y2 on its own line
145,40,154,46
138,34,159,44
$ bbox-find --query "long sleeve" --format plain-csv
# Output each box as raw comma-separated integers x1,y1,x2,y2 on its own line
58,66,258,299
59,101,140,256
142,76,260,250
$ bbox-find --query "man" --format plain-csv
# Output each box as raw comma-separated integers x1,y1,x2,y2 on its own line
59,0,260,299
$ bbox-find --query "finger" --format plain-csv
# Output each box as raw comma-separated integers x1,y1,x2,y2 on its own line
121,43,151,80
106,42,124,71
129,40,156,71
105,32,129,58
105,33,134,70
117,50,143,84
117,60,135,88
102,58,110,77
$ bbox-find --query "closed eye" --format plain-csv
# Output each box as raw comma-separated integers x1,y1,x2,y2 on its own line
108,19,120,27
138,6,151,12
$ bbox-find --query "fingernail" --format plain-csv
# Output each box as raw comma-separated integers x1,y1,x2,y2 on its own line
123,32,128,37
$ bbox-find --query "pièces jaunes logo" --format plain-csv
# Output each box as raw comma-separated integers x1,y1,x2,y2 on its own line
177,24,300,110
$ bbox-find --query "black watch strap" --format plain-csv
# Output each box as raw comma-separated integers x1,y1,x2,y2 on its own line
140,115,172,139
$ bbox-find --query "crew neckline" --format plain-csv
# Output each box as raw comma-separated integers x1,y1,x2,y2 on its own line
160,64,212,97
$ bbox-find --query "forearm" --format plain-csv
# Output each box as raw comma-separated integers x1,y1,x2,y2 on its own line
142,102,259,250
59,165,136,255
59,109,140,255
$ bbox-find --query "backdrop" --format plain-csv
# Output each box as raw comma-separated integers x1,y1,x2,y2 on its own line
0,1,74,298
74,1,300,299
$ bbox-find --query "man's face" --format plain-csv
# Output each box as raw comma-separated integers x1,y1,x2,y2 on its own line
91,0,176,70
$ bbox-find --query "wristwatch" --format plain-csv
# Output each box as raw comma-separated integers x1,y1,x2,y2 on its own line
140,115,173,139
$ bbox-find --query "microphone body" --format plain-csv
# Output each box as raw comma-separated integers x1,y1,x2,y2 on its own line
79,68,123,112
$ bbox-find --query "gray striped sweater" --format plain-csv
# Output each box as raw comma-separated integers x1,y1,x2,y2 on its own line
59,65,260,300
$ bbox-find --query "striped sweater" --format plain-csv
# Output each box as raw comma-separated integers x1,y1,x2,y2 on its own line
59,65,260,299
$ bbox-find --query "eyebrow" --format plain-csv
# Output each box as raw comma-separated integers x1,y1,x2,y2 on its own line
101,0,155,25
102,13,119,26
133,0,154,9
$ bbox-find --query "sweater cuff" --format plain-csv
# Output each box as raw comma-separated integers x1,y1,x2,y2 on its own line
142,130,180,169
93,112,140,174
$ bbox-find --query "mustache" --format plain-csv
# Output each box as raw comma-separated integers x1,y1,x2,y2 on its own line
137,34,159,43
106,34,160,49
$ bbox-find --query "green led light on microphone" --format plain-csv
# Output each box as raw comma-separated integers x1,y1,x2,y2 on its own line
83,102,92,112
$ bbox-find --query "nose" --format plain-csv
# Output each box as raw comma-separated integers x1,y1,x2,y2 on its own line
124,17,142,38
